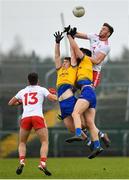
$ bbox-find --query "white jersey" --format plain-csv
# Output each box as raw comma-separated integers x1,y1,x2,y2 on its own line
15,85,50,118
87,33,110,72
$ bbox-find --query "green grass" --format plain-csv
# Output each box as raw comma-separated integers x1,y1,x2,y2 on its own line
0,157,129,179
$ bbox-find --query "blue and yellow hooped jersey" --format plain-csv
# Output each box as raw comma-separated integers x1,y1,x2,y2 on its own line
77,55,93,84
56,65,77,88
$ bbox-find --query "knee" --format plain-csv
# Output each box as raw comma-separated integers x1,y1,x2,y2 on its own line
41,139,48,146
19,142,26,146
72,110,80,118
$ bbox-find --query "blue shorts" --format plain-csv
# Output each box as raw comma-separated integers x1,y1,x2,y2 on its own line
59,96,77,119
79,86,96,108
57,84,73,97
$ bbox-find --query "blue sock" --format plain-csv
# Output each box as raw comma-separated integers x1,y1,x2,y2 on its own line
76,128,81,136
93,140,100,149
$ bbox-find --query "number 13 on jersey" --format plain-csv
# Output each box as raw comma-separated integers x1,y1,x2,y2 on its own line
24,92,38,105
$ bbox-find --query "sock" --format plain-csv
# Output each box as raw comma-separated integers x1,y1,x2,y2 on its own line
19,156,25,165
40,157,47,167
41,157,47,162
75,128,81,136
98,131,104,138
93,140,100,149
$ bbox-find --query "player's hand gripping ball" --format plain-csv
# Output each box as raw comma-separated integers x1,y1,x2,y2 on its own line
72,6,85,17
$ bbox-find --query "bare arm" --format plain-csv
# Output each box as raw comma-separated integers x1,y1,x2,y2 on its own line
90,52,106,65
70,46,77,66
67,34,84,59
47,94,57,101
55,43,62,69
8,97,22,106
75,32,88,39
54,31,64,69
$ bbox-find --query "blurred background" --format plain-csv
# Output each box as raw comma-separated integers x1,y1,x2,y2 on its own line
0,0,129,158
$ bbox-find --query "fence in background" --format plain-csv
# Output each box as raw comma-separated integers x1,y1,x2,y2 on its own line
0,61,129,157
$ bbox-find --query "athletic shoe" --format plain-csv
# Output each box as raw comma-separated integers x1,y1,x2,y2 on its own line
65,135,84,143
38,164,52,176
82,129,89,137
101,133,111,148
16,163,25,175
88,147,104,159
83,138,93,150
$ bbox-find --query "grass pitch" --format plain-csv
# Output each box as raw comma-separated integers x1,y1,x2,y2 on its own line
0,157,129,179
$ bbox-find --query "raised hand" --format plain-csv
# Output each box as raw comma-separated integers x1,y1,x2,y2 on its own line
54,31,64,43
69,27,77,38
63,25,71,33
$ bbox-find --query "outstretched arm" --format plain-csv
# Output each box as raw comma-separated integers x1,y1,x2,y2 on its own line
47,93,57,101
75,32,88,39
54,31,64,69
70,46,77,66
55,43,61,69
67,34,84,59
63,25,88,39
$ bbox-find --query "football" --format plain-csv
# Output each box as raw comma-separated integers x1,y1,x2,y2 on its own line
48,87,56,94
72,6,85,17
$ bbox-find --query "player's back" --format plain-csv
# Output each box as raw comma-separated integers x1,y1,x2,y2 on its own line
77,55,93,82
15,85,49,118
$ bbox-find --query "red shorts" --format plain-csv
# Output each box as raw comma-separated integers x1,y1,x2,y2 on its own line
93,71,101,88
20,116,46,130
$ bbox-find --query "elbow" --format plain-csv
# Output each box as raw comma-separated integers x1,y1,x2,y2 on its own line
8,100,13,106
96,60,102,65
8,102,12,106
91,59,100,65
95,62,100,65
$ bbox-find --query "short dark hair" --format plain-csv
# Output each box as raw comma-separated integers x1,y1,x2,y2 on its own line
103,23,114,37
80,48,92,57
28,72,38,85
64,57,71,61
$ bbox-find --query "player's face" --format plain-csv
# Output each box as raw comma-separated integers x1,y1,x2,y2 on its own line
99,26,110,38
62,59,70,68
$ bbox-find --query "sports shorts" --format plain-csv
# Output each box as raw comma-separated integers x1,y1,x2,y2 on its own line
20,116,46,130
78,86,96,108
59,96,77,120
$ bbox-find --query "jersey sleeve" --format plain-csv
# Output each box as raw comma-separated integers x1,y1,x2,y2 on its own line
87,33,95,40
42,87,50,97
99,45,110,55
15,90,22,100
